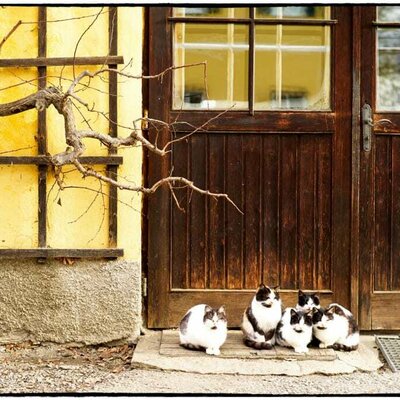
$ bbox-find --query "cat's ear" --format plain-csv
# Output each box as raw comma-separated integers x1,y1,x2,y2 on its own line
306,309,314,317
298,290,305,298
333,305,345,316
326,305,335,315
258,283,266,290
290,308,297,318
218,305,226,315
204,305,213,314
310,306,319,315
273,285,280,292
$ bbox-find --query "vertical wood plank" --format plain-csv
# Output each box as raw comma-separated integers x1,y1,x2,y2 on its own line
374,137,391,291
226,135,244,289
391,137,400,290
208,135,225,289
280,136,297,289
262,135,280,287
108,7,118,247
317,135,332,290
243,135,261,288
38,7,47,251
147,8,173,327
331,6,352,310
190,135,206,288
171,138,189,289
298,136,315,290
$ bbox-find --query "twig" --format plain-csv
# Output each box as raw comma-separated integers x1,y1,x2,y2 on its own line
72,7,104,79
0,20,22,52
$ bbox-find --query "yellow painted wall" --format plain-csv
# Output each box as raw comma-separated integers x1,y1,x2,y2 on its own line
0,7,143,261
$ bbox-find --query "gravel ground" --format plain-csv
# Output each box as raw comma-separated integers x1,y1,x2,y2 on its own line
0,342,398,394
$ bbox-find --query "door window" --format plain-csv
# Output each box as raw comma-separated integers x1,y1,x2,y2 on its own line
171,6,332,111
376,6,400,110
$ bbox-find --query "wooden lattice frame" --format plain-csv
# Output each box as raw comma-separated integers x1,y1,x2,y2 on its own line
0,6,124,259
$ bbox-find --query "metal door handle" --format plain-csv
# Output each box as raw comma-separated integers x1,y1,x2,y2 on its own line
362,103,372,152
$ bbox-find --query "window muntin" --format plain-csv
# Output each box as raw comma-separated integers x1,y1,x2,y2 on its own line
171,6,332,111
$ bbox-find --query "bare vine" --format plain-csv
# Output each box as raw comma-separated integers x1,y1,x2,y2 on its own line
0,8,242,215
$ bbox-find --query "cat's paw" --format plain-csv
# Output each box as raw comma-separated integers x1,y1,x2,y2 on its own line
206,348,214,355
319,343,327,349
213,348,221,356
294,347,308,353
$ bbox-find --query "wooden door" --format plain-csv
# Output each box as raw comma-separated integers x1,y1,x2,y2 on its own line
147,6,353,328
359,6,400,330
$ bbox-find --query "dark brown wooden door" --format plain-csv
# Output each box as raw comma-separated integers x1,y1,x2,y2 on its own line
147,6,353,328
359,6,400,330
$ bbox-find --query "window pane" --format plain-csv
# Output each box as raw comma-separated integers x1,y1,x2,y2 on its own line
255,6,329,19
377,6,400,22
254,26,277,109
377,29,400,110
173,23,249,110
174,7,249,18
255,25,330,110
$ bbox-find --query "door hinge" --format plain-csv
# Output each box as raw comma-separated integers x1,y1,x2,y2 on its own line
142,276,148,298
141,109,149,131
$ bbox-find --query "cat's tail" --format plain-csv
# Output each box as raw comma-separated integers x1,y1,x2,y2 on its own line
244,338,273,350
180,343,205,351
331,343,358,352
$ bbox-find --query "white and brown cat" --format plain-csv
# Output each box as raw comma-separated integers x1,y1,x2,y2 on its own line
179,304,227,356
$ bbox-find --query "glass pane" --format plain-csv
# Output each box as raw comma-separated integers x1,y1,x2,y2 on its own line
255,25,330,110
255,6,329,19
377,6,400,22
173,23,249,110
174,7,249,18
255,26,277,109
377,29,400,110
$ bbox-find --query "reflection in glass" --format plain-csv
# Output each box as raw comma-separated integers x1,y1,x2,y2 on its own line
173,23,249,110
377,6,400,22
255,6,328,19
377,29,400,110
174,8,249,18
255,25,330,110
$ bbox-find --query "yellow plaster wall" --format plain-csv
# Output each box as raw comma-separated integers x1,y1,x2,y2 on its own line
0,7,143,260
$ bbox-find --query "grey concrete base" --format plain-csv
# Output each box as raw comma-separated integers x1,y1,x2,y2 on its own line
0,259,141,345
131,331,383,376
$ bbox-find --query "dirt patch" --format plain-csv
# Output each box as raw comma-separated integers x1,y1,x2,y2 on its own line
0,341,135,374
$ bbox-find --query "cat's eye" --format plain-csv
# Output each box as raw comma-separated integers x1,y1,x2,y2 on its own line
172,7,331,111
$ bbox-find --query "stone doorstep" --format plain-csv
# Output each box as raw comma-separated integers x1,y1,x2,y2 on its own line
160,330,336,360
131,330,384,376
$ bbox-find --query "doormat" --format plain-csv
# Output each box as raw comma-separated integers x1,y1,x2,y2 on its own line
375,335,400,372
160,330,336,360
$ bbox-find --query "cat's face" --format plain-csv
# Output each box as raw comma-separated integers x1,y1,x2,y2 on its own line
290,308,313,333
312,305,340,330
298,290,320,312
203,305,227,330
255,284,280,308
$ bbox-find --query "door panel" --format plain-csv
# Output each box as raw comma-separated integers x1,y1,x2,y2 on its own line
148,7,352,328
360,6,400,329
170,133,333,292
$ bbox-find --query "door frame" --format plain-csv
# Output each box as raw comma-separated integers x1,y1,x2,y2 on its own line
146,5,361,329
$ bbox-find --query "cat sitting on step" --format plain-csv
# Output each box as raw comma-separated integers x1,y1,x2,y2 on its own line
275,308,313,353
178,304,227,356
312,303,359,351
241,284,282,350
